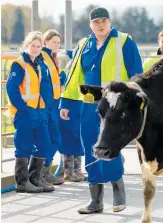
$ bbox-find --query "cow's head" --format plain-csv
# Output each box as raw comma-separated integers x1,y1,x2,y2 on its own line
80,81,148,160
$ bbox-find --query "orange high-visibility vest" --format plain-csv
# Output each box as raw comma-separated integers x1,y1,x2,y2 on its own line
8,56,45,119
41,51,61,99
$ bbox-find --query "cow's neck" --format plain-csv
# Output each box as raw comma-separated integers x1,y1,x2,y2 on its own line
134,73,163,106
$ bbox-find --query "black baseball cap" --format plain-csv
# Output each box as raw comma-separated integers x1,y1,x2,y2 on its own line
89,7,110,21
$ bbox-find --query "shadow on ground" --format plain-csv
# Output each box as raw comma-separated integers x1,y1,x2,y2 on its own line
1,176,163,223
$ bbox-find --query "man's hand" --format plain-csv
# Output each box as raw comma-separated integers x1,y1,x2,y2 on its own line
60,109,70,120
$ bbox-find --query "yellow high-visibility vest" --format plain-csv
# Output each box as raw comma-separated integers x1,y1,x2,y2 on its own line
62,31,130,101
143,52,161,72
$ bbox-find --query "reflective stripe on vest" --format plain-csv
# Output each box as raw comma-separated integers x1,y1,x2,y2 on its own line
115,32,123,81
17,56,41,101
101,31,123,88
62,32,129,101
61,38,88,100
41,51,61,99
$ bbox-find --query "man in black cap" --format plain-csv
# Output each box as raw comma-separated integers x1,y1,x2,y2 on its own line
60,6,142,214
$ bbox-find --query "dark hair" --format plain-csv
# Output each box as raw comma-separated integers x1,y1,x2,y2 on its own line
43,29,61,44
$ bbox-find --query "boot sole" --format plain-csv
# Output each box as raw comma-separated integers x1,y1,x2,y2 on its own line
78,208,103,214
46,180,65,185
52,182,65,185
112,205,126,212
64,177,80,182
42,188,55,192
16,189,43,193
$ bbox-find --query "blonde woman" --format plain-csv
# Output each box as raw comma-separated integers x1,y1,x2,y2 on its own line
6,31,54,193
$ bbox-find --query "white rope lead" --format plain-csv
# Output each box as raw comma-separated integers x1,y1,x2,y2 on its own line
85,159,100,168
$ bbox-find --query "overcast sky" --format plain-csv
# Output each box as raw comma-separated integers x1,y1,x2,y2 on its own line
2,0,163,23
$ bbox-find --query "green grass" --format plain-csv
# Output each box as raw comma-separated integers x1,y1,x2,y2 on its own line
1,44,10,50
2,44,20,51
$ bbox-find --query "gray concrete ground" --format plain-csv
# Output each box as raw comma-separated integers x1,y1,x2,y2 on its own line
1,176,163,223
1,146,163,223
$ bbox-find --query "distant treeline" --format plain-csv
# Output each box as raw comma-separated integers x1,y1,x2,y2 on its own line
1,4,163,46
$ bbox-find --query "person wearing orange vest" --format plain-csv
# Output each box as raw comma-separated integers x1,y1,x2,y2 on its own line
6,31,54,193
41,29,64,185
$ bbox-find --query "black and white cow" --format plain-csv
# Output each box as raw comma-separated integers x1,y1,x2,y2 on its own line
80,58,163,223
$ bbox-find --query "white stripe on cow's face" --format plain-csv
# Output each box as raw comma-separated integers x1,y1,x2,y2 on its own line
105,90,121,108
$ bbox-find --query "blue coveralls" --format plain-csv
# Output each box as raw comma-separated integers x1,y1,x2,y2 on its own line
60,28,143,184
6,52,52,158
41,47,62,167
58,60,84,156
59,99,84,156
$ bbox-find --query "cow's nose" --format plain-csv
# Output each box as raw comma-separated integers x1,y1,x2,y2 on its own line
93,146,111,158
94,146,108,151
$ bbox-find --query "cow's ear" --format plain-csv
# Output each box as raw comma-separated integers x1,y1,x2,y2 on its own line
136,92,148,110
80,84,103,101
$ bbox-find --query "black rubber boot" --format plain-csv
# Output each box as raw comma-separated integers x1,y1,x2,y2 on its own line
78,184,104,214
111,177,126,212
29,156,55,192
15,157,43,193
42,162,64,185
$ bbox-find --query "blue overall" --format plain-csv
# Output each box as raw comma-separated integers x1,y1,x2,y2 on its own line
59,100,84,156
58,68,84,156
6,52,52,158
41,47,62,167
60,28,143,184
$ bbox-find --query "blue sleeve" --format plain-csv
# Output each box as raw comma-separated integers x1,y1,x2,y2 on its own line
39,62,54,108
59,98,82,137
59,98,82,114
66,50,73,59
59,98,74,110
59,71,67,86
6,62,28,111
123,37,143,78
70,45,79,64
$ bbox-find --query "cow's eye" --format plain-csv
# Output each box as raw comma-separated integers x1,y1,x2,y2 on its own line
120,112,126,119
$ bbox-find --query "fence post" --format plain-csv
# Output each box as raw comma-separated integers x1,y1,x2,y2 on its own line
1,140,3,172
65,0,72,51
31,0,39,31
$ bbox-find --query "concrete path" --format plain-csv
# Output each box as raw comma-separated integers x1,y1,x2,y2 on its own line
1,175,163,223
1,146,163,223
